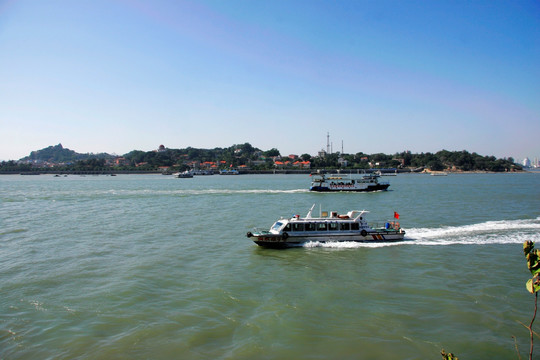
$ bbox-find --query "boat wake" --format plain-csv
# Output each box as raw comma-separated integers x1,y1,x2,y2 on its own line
301,217,540,248
104,189,309,196
210,189,309,195
407,217,540,246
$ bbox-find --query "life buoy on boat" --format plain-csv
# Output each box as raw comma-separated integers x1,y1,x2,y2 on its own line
361,229,368,237
282,232,289,239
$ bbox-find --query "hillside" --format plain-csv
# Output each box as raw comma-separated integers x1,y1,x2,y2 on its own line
20,144,113,163
1,143,522,173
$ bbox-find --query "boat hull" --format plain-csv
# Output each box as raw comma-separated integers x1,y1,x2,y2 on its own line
247,230,405,248
310,184,390,192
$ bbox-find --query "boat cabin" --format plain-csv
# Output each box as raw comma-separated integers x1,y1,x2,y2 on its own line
309,172,390,192
269,210,370,235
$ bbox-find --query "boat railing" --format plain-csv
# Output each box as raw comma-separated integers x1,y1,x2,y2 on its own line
371,220,401,231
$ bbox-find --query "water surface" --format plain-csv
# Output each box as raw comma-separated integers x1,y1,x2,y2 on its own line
1,173,539,359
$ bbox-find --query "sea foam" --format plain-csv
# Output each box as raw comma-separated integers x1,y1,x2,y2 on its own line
303,218,540,248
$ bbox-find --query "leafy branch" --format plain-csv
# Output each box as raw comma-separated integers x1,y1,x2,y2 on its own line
441,349,459,360
523,240,540,360
440,241,540,360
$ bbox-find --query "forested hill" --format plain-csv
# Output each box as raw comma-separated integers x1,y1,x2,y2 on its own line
7,143,521,172
19,144,113,163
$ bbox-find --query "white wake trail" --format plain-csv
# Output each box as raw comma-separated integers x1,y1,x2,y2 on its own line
302,217,540,248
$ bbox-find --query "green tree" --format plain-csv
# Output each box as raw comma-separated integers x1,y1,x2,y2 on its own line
401,151,412,167
264,148,280,157
427,159,445,171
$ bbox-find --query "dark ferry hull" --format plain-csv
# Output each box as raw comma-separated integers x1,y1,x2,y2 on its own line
248,231,405,248
310,184,390,192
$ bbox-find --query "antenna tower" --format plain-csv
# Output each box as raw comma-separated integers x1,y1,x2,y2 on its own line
326,132,330,154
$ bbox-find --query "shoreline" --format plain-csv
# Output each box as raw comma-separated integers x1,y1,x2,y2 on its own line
0,168,530,176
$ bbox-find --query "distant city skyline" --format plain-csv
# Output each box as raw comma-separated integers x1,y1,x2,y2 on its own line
1,1,538,162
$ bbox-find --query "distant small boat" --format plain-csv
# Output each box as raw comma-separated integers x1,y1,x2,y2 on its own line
173,170,194,178
220,169,239,175
193,170,214,175
430,172,448,176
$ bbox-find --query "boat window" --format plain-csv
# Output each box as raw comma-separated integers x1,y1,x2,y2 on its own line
340,223,350,231
351,223,360,230
328,222,338,231
317,223,327,231
292,223,304,232
305,223,316,231
284,223,291,231
271,222,283,231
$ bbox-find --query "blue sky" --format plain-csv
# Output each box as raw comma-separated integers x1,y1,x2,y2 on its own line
1,0,539,162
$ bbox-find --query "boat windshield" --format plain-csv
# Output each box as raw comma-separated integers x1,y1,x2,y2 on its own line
271,222,284,231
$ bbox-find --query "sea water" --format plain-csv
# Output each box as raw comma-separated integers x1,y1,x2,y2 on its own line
1,173,540,359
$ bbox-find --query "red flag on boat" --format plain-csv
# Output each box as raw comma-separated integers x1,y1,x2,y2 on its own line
394,212,400,219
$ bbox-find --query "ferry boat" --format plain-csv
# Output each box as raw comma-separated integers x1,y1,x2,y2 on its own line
309,172,390,192
173,170,194,178
246,205,405,248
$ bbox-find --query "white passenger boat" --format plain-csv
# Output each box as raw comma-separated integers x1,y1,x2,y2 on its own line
309,173,390,192
173,170,194,178
246,205,405,248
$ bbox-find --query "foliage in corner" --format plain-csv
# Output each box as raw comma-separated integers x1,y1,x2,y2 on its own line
441,349,458,360
440,242,540,360
523,240,540,360
524,240,540,294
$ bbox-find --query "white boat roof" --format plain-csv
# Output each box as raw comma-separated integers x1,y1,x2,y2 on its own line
276,205,369,222
312,172,379,178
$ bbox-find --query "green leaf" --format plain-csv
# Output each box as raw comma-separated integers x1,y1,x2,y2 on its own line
526,250,540,275
526,279,534,293
526,277,540,294
531,250,540,275
441,349,459,360
524,240,534,255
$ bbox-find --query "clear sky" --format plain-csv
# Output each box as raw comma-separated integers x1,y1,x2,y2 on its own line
1,0,539,162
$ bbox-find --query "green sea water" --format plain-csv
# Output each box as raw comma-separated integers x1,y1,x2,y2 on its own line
1,173,540,359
